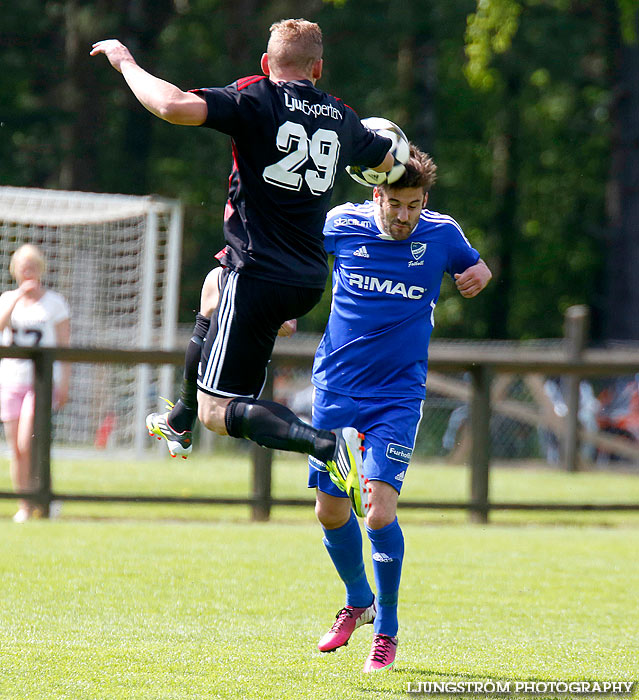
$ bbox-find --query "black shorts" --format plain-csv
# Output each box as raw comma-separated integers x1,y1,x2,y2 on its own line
197,269,323,398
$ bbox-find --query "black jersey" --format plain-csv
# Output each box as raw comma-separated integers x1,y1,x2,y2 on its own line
192,76,391,288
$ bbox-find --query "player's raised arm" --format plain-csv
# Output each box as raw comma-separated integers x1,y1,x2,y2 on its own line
90,39,208,126
454,258,492,298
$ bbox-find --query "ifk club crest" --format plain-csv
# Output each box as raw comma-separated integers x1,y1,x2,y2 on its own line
410,241,427,260
409,241,427,267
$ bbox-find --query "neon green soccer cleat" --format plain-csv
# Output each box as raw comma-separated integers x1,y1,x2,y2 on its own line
325,427,370,518
146,398,192,459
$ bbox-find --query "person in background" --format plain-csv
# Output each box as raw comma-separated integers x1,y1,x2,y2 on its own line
0,244,71,522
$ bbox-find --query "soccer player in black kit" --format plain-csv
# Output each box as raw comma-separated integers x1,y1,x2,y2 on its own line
91,19,396,513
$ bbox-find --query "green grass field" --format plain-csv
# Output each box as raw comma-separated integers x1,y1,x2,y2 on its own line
0,451,638,699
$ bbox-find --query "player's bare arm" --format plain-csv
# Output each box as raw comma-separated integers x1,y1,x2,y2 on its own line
454,258,492,298
90,39,207,126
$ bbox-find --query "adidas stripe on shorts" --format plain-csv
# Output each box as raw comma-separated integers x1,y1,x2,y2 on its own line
197,268,322,399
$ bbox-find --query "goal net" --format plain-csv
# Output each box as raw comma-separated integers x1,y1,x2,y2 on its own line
0,186,183,454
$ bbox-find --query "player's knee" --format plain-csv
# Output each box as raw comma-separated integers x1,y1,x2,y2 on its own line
365,481,399,529
198,408,225,435
197,396,228,435
315,494,350,529
365,497,398,530
365,509,395,530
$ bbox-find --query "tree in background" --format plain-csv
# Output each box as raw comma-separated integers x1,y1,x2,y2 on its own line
0,0,176,192
1,0,634,342
604,0,639,340
464,0,639,341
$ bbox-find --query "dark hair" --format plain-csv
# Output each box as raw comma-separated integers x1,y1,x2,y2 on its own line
380,143,437,193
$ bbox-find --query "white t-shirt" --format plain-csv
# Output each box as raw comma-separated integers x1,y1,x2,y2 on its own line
0,289,70,386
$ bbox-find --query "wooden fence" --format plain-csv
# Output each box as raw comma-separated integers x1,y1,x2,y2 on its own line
0,328,638,523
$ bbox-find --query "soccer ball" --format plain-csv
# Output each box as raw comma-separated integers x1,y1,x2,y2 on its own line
347,117,410,186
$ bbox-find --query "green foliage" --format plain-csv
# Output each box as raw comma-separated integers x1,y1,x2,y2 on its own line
465,0,523,90
0,0,632,339
455,0,613,338
617,0,639,44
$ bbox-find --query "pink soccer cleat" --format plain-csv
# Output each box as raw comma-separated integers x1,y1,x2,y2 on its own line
317,600,377,653
363,633,398,672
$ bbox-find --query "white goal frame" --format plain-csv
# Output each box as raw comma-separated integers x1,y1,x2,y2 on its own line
0,186,183,454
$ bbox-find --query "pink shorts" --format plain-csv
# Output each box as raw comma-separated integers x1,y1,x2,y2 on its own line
0,385,35,423
0,385,61,423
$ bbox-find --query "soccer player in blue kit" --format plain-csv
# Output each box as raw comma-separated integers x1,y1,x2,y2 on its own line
91,20,398,484
310,144,492,672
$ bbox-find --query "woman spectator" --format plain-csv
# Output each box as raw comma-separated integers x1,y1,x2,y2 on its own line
0,245,70,522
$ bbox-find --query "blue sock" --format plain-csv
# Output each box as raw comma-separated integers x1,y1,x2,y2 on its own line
322,511,374,608
367,518,404,637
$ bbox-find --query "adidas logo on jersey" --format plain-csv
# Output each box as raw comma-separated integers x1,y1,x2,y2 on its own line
353,245,370,258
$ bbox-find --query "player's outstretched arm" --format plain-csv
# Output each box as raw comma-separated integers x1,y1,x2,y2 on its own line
454,259,492,298
90,39,207,126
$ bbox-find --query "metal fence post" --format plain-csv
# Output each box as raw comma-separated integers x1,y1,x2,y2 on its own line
563,305,589,472
31,348,54,518
469,364,491,523
251,369,274,521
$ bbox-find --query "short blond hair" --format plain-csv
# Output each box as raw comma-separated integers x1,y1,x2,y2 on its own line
267,19,323,76
9,244,46,279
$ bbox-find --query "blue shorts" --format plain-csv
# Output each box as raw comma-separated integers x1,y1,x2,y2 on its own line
308,388,424,497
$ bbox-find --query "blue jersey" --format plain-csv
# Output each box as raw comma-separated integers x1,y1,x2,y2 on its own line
312,200,480,399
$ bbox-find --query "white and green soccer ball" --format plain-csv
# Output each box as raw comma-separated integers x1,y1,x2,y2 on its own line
347,117,410,186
